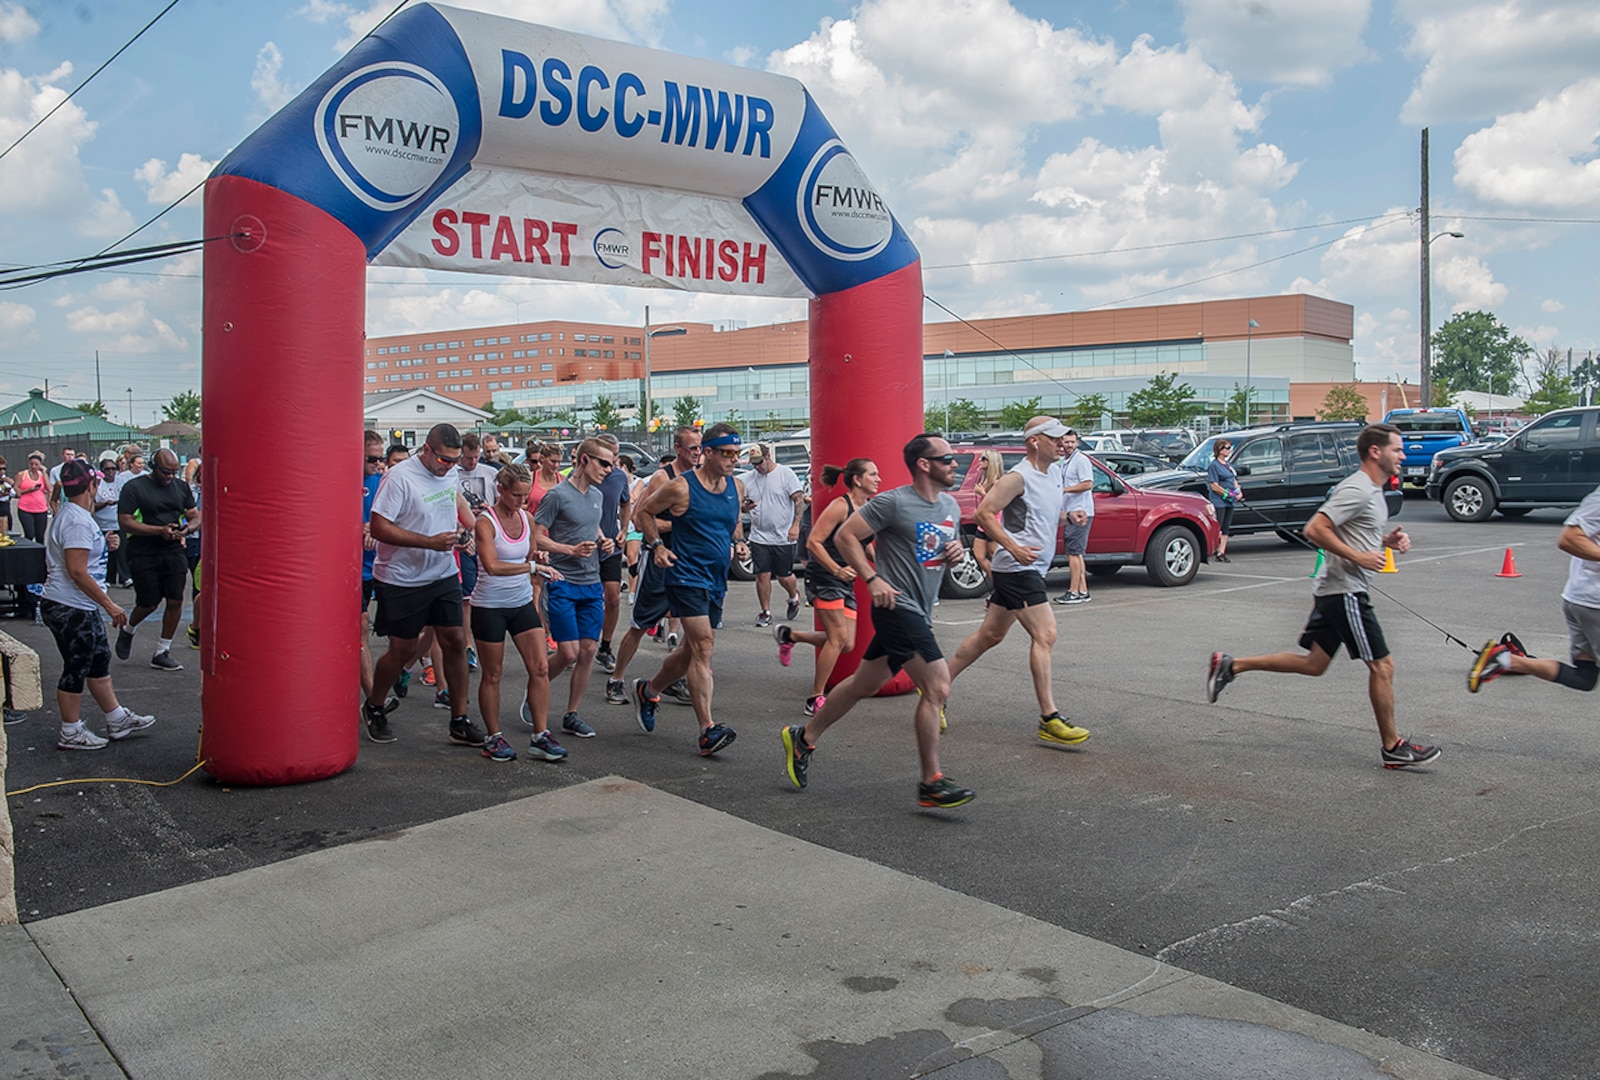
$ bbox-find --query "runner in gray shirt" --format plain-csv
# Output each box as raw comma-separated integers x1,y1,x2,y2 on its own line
1470,482,1600,695
1206,424,1442,770
780,433,976,809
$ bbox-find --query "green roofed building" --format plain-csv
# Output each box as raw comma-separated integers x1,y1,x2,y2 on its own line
0,388,144,444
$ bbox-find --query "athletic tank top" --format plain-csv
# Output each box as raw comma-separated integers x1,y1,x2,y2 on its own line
990,459,1063,577
665,470,739,594
472,508,535,609
810,497,860,586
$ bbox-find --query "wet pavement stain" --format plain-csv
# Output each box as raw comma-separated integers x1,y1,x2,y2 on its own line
844,975,901,993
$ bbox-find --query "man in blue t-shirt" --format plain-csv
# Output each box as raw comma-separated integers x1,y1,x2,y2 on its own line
360,429,385,705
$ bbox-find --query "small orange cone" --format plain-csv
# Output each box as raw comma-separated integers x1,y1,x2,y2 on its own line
1496,547,1521,578
1379,547,1398,573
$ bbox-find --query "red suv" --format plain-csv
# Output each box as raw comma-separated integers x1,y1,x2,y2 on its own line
941,444,1220,598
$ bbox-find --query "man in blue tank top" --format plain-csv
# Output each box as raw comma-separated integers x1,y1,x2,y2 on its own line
947,416,1091,747
631,423,749,756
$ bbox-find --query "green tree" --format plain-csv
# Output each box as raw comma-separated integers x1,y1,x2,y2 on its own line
1069,393,1111,431
1222,384,1258,427
758,411,785,435
672,394,702,431
723,408,743,433
998,395,1043,430
924,398,983,433
162,390,202,426
590,394,622,432
73,400,109,419
1316,383,1368,422
489,406,525,427
1430,311,1529,397
1522,352,1578,415
1125,372,1200,427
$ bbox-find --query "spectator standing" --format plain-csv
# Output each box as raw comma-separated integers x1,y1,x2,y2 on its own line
42,459,155,750
16,452,49,541
1053,430,1095,605
740,442,805,628
92,453,121,588
114,448,197,671
1206,438,1241,562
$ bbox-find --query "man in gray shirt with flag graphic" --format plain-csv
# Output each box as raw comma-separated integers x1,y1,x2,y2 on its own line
1205,423,1441,770
780,433,975,808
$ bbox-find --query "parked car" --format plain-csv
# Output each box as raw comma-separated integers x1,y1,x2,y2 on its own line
1425,405,1600,521
1383,407,1475,487
1093,450,1171,478
1128,428,1199,463
1133,421,1403,540
940,443,1220,596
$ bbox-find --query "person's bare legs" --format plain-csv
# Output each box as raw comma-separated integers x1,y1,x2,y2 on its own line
370,634,424,706
800,608,855,699
475,636,506,736
902,653,952,783
57,676,122,727
777,572,800,609
755,572,774,617
1365,654,1398,748
434,623,470,717
1013,602,1059,715
1231,645,1334,678
803,655,892,744
611,623,649,684
550,639,599,714
514,627,552,735
949,604,1017,682
1068,553,1086,596
649,615,714,729
359,608,375,702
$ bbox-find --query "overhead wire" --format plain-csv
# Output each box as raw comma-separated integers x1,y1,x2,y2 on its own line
0,0,185,166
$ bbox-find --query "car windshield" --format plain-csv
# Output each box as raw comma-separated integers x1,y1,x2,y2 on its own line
1137,431,1193,451
1390,414,1465,433
772,444,808,467
1179,439,1217,470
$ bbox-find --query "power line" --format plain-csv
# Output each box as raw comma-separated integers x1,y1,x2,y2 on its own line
0,0,185,166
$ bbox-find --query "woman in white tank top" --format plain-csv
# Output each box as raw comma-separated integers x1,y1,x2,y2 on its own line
471,464,566,763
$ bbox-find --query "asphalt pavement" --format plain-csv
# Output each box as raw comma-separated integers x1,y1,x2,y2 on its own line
4,494,1595,1079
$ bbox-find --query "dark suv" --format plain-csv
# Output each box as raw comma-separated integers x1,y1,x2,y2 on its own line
1134,421,1402,539
1425,406,1600,521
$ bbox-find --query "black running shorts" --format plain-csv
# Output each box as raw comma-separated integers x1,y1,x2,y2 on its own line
863,604,943,674
128,545,187,608
470,601,542,643
988,569,1048,610
599,551,623,584
1300,592,1389,662
374,577,463,640
750,542,795,578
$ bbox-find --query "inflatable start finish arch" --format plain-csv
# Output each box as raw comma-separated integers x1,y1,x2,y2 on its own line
201,4,923,784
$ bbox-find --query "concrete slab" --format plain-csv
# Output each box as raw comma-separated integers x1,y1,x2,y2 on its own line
0,922,126,1079
27,778,1498,1080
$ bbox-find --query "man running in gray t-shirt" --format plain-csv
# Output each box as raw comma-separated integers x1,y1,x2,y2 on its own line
1205,423,1440,769
780,433,975,809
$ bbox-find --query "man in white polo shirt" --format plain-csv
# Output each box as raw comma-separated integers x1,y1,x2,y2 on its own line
364,423,485,749
1053,429,1095,605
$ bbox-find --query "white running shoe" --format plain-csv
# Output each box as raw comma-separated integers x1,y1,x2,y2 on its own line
107,709,156,740
57,725,109,751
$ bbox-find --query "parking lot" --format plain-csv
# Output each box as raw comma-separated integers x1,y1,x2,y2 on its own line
5,493,1596,1080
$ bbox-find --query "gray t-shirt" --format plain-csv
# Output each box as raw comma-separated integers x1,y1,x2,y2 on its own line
1313,470,1387,597
856,484,959,622
1561,487,1600,609
533,479,604,585
742,463,803,545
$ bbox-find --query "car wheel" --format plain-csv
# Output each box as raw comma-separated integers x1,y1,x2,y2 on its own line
1496,506,1531,519
941,540,992,599
727,548,755,582
1088,564,1122,578
1443,475,1495,522
1145,524,1199,587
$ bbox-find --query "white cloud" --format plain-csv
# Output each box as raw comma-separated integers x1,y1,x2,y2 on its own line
0,300,35,332
1542,298,1566,313
76,187,133,238
1435,253,1509,311
251,41,296,114
311,0,669,53
1453,77,1600,208
1399,0,1600,123
0,2,38,43
64,299,189,353
0,61,97,215
1180,0,1373,86
133,153,217,206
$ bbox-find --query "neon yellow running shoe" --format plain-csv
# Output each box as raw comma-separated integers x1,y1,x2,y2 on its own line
1038,714,1090,745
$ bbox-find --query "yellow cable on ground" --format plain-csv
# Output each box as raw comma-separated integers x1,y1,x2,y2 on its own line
6,759,209,798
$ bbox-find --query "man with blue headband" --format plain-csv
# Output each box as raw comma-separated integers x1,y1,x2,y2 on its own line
631,423,749,756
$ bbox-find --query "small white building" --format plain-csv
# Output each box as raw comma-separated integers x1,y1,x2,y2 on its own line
364,389,492,448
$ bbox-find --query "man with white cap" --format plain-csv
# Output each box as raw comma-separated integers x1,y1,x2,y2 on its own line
947,417,1090,746
739,441,805,628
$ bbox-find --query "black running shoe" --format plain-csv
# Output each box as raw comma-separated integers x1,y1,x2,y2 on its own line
114,628,134,661
662,678,693,705
1499,631,1532,659
785,595,801,622
597,647,617,673
364,700,396,744
1381,738,1441,769
781,724,812,789
633,678,659,733
150,650,183,671
698,723,737,757
448,716,487,747
917,775,975,808
1206,652,1234,703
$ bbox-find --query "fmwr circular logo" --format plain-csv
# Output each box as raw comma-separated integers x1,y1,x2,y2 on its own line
594,228,633,270
797,140,893,262
315,62,460,211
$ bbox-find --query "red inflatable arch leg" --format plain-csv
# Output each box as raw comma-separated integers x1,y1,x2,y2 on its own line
199,175,365,784
808,259,925,695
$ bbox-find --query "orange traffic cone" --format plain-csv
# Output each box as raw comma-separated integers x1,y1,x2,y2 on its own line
1496,547,1521,578
1379,547,1398,573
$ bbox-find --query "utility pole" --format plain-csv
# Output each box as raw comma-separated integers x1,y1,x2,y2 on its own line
1419,127,1431,408
95,349,103,406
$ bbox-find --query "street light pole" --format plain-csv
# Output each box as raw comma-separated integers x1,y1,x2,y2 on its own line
127,387,133,427
1422,227,1464,409
643,305,652,439
943,349,954,433
1245,317,1259,427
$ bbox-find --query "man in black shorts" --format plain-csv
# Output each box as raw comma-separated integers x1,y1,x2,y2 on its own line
739,442,805,627
114,448,197,671
363,424,485,748
593,433,630,675
947,416,1090,745
1207,423,1441,769
780,433,975,808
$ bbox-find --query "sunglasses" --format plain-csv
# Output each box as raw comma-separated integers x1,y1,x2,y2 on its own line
584,455,616,469
154,466,179,477
712,448,741,459
432,450,461,465
366,455,384,465
921,454,957,465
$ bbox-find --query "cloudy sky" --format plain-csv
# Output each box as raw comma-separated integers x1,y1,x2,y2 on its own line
2,0,1597,423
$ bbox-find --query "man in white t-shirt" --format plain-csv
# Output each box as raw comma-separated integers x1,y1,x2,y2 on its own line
1470,481,1600,696
1053,430,1095,605
364,423,485,749
739,443,805,627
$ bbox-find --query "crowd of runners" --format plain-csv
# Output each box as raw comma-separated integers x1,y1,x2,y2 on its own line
31,415,1600,807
